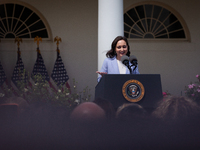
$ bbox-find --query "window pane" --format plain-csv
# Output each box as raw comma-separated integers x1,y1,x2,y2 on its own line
147,19,151,31
0,5,5,18
29,20,45,31
155,29,167,36
144,33,154,38
31,30,48,38
135,5,145,19
6,4,14,17
169,30,185,38
164,14,178,26
131,28,142,36
124,14,134,27
19,33,30,38
136,21,145,32
13,21,22,33
158,8,170,22
153,5,162,19
14,4,23,18
133,24,143,35
130,34,142,38
145,5,153,18
156,34,168,38
124,32,129,38
2,19,7,30
0,3,49,39
26,13,40,26
124,24,131,32
141,19,147,31
5,33,15,38
167,21,183,32
127,8,139,22
123,3,187,39
20,7,33,22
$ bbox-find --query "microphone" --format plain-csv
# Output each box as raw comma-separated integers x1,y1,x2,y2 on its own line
121,55,132,74
129,55,138,66
121,55,129,67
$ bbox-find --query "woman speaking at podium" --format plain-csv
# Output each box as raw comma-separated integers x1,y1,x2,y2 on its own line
96,36,140,82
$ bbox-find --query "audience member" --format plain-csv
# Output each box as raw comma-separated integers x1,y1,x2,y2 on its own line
149,96,200,150
116,103,147,121
93,98,116,121
70,102,106,123
0,96,28,121
0,95,7,104
151,96,200,123
5,96,29,114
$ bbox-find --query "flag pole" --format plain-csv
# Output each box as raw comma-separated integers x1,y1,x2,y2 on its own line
15,37,22,82
34,36,42,73
54,36,62,54
54,36,61,89
34,36,42,54
15,37,22,58
51,36,70,92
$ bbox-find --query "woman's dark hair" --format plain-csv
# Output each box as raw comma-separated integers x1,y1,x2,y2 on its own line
106,36,130,58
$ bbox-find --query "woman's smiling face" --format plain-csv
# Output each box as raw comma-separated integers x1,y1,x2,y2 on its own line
115,40,128,60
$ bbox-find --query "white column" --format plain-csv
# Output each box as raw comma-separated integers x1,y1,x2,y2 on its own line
98,0,124,71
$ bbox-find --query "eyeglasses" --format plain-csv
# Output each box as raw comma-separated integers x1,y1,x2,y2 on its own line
116,45,127,49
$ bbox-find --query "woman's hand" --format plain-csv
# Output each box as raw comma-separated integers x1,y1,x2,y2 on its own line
96,71,107,77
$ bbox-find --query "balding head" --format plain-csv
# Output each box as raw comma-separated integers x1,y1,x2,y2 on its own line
70,102,106,122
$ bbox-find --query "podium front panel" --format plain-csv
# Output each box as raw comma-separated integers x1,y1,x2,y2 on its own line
95,74,163,110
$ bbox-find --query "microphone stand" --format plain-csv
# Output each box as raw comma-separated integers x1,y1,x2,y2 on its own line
131,64,137,73
122,58,132,74
124,63,132,74
128,66,132,74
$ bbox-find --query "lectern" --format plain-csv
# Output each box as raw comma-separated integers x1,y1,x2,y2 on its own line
95,74,163,112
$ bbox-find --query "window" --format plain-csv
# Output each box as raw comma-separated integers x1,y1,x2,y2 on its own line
124,2,190,41
0,2,51,40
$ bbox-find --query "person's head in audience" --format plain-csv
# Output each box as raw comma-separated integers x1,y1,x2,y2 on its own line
70,102,106,123
116,103,147,121
0,95,7,104
5,96,29,114
152,96,200,123
93,98,116,120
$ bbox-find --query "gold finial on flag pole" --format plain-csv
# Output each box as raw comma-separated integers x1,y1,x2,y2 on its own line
15,37,22,49
34,36,42,53
15,37,22,55
54,36,62,53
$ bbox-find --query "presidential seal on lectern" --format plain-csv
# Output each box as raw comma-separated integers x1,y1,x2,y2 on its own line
122,79,145,102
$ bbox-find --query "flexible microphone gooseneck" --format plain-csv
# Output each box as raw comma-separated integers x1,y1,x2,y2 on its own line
121,55,132,74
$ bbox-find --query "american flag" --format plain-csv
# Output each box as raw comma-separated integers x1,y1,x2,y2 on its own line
51,50,70,90
11,50,29,94
0,60,9,95
0,60,7,87
31,49,50,81
31,48,56,91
